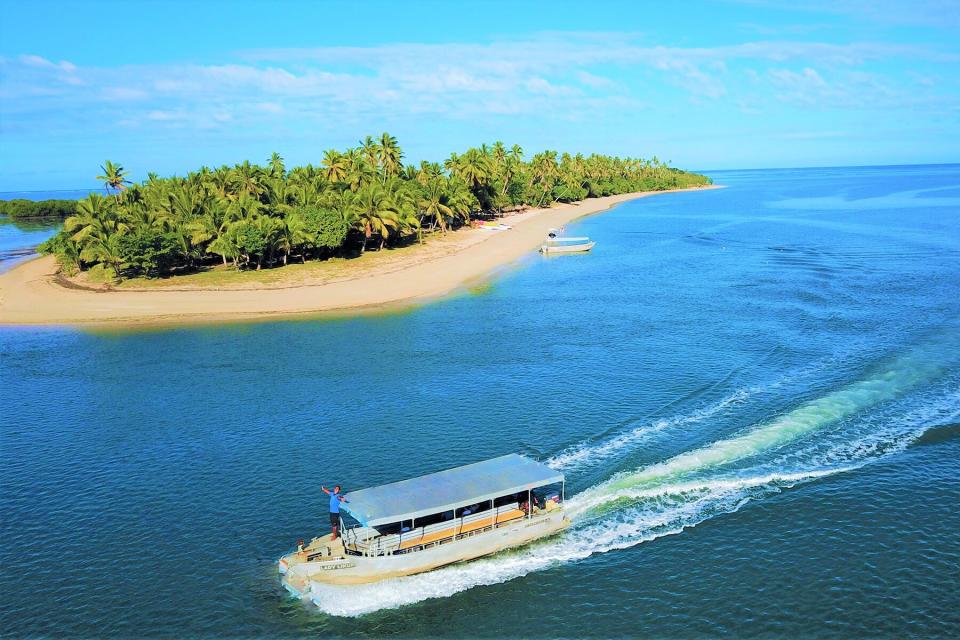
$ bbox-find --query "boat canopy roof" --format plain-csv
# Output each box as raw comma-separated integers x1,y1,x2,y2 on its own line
341,454,563,527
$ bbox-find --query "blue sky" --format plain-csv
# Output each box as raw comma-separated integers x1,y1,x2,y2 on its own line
1,0,958,189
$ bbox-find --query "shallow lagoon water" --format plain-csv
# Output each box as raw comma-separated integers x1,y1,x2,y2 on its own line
1,166,959,638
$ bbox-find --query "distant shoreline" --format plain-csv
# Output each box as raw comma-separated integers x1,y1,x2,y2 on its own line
0,185,721,328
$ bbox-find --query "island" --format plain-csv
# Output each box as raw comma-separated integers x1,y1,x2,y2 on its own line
0,136,716,326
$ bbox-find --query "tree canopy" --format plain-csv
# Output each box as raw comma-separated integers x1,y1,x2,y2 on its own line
37,135,711,279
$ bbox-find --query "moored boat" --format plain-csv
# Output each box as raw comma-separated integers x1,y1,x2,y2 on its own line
540,228,595,253
278,454,569,594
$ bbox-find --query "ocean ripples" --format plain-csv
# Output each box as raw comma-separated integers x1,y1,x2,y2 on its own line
3,165,959,637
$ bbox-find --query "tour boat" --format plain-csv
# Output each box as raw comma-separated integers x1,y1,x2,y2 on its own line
540,228,595,253
278,454,568,593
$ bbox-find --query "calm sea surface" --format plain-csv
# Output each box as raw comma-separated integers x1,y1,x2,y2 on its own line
1,166,959,638
0,190,93,272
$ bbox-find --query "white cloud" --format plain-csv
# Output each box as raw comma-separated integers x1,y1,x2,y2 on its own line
767,66,900,107
18,54,77,72
2,33,956,138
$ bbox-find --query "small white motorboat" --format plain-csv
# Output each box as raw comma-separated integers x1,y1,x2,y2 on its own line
540,228,595,253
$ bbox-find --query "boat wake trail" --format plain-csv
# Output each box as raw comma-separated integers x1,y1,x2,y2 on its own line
545,388,750,472
309,341,960,617
545,352,863,474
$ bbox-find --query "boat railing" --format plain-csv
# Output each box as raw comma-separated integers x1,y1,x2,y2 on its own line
346,502,555,557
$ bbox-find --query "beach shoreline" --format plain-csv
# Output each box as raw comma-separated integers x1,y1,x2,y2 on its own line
0,185,721,327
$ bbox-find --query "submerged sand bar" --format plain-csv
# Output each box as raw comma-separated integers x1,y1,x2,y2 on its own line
0,186,720,327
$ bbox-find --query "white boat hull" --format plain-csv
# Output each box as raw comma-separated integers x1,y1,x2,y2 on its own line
280,511,569,591
540,241,595,253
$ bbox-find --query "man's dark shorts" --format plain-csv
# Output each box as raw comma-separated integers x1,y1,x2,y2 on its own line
329,512,339,528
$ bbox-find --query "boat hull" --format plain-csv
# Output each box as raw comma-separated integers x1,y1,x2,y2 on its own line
540,241,595,253
281,511,569,591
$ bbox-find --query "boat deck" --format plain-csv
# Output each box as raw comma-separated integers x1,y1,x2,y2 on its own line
280,534,349,594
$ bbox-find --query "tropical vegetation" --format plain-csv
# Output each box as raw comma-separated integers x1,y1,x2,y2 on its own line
0,199,76,219
37,136,710,279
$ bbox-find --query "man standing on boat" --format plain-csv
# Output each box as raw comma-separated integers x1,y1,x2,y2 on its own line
321,485,349,541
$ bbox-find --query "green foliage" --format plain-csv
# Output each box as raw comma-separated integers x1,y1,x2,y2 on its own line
42,141,710,280
0,199,77,219
298,206,351,251
116,228,183,277
38,231,81,272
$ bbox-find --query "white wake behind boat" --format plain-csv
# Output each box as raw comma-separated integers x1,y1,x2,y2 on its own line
278,454,568,593
540,228,595,253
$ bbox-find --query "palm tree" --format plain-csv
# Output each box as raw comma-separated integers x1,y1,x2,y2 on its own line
187,200,230,264
446,181,477,224
96,160,131,203
322,149,348,183
66,194,129,277
443,152,460,177
344,148,374,191
208,229,240,268
65,194,123,244
386,179,419,244
378,132,403,181
457,149,491,191
229,161,263,198
360,136,380,173
419,180,454,233
80,230,126,278
268,152,286,179
284,208,314,263
353,184,399,253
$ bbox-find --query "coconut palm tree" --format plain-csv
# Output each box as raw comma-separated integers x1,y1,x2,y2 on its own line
80,229,126,278
378,132,403,181
322,149,348,183
419,180,455,233
353,184,399,253
229,161,263,198
65,194,124,244
96,160,131,203
360,136,380,172
268,152,286,179
457,149,491,191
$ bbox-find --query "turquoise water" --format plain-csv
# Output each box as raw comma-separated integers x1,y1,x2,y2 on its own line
0,189,91,272
1,166,959,638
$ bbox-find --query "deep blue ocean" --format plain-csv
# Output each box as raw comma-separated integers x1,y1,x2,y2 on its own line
1,166,959,638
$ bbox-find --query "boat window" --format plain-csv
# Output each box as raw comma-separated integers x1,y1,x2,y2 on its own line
456,500,491,518
375,522,401,536
493,492,525,508
414,510,455,529
375,519,415,536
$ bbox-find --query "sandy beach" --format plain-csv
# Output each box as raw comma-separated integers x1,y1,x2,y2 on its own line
0,186,719,327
